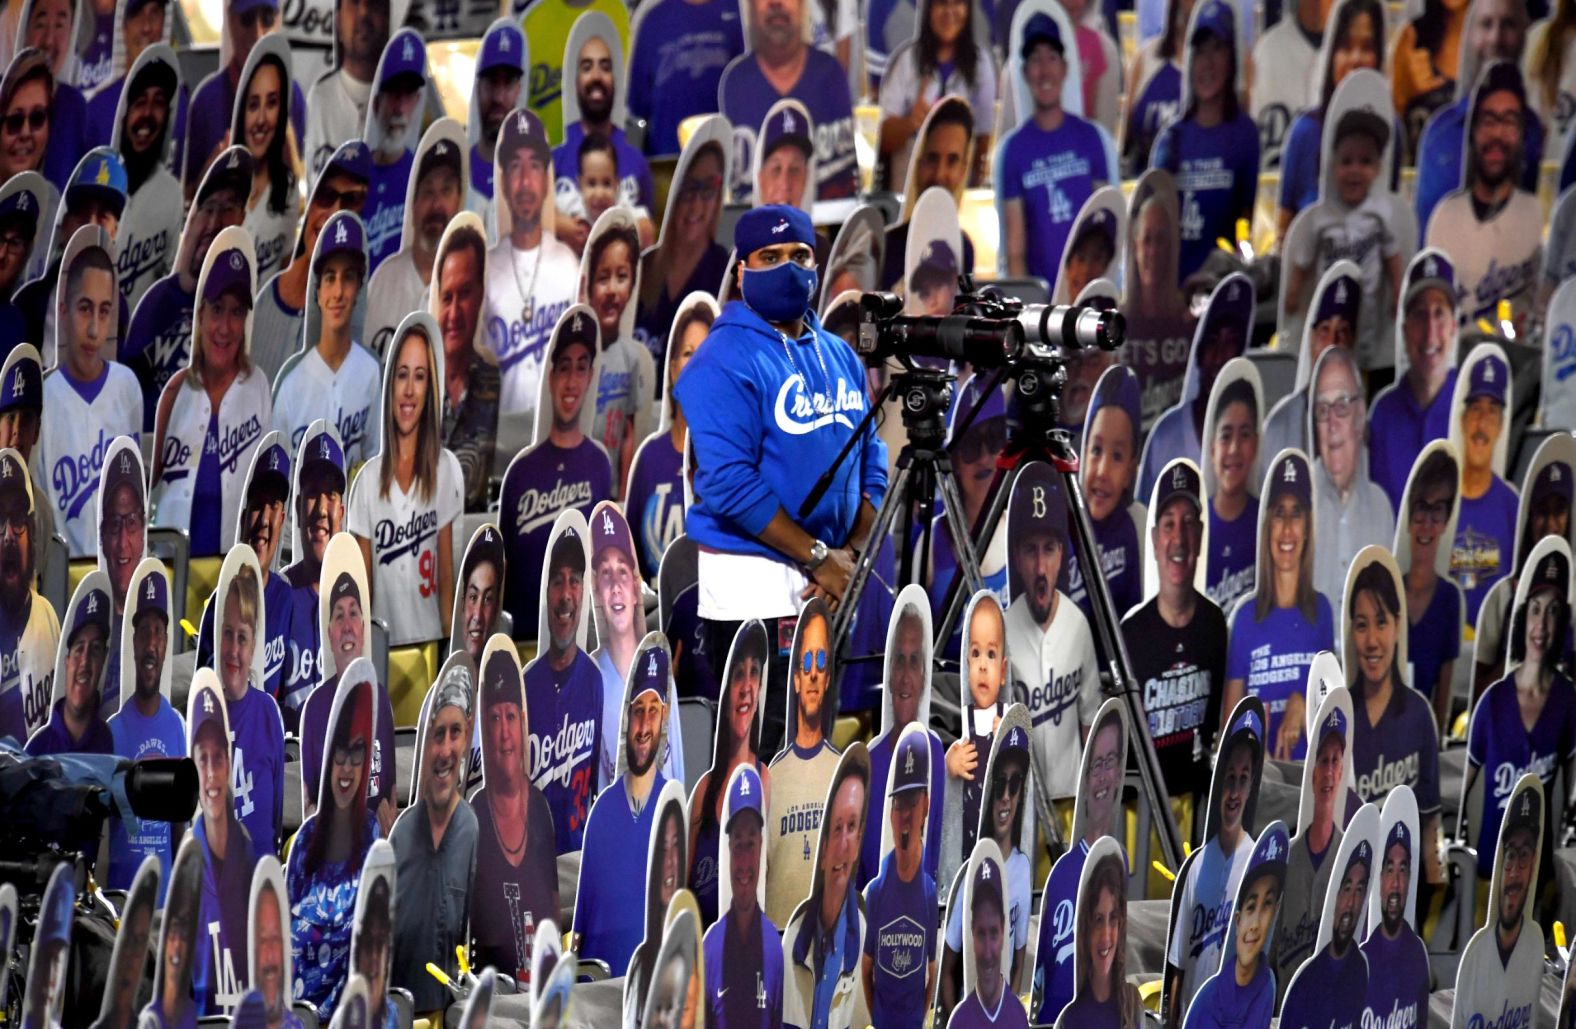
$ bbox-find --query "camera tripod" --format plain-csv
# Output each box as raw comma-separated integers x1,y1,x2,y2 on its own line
930,360,1186,871
799,362,987,651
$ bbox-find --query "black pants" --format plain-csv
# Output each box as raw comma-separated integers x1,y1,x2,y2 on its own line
704,616,794,759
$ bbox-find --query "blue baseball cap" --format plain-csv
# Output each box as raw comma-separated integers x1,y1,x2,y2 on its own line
65,147,128,217
1348,837,1373,874
478,22,526,75
249,437,291,502
734,204,815,259
972,853,1005,911
0,183,41,240
1226,704,1263,748
1465,352,1508,405
316,211,366,265
499,107,551,164
910,238,959,293
133,571,168,625
189,679,228,747
320,140,371,186
1386,818,1411,855
378,29,427,91
1528,547,1569,600
1191,0,1234,41
548,524,585,576
1244,821,1289,887
726,765,765,831
102,445,142,511
893,729,931,793
0,450,29,508
1267,450,1312,510
591,505,635,572
69,585,110,643
946,375,1007,447
203,245,253,309
634,644,669,701
551,306,599,361
760,102,813,160
1533,461,1573,504
1403,250,1456,311
1009,462,1068,546
1070,207,1117,253
1020,12,1063,56
199,146,255,208
999,724,1029,765
230,0,278,14
0,344,42,412
1156,458,1202,515
1312,271,1360,328
1503,784,1540,840
1316,705,1347,747
300,425,347,492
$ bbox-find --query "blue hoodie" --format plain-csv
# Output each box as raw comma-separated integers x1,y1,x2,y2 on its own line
675,301,887,560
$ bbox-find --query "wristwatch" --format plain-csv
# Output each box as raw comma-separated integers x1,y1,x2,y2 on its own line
805,538,830,573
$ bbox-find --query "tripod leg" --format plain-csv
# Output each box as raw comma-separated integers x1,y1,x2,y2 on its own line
933,459,987,599
831,460,910,652
934,460,1021,646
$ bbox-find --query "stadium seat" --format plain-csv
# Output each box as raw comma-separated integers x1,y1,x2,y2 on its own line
40,531,67,617
1246,349,1298,413
390,987,416,1029
387,640,440,728
146,528,190,645
677,696,714,794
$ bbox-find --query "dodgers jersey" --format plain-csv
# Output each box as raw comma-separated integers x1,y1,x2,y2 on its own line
39,364,144,556
1004,593,1101,802
1466,672,1576,877
1167,832,1253,1016
1451,922,1543,1029
0,595,59,745
1351,683,1441,817
624,435,684,580
117,171,183,309
499,439,613,636
1280,942,1368,1028
765,741,840,927
522,648,603,853
1361,925,1430,1029
626,0,743,157
1426,190,1544,327
1152,114,1260,282
153,370,271,555
303,70,373,179
120,275,194,433
273,345,382,467
345,450,464,646
483,236,580,416
363,150,413,272
1033,839,1090,1025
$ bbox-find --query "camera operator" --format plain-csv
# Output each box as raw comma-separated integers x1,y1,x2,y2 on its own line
674,205,888,755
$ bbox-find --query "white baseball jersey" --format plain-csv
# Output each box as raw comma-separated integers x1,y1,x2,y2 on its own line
483,236,579,415
1166,832,1253,1016
273,345,382,467
39,365,144,556
152,370,272,551
1426,189,1544,327
1450,921,1543,1029
249,274,305,384
1005,593,1101,803
303,70,373,180
1250,20,1317,164
344,448,464,645
0,592,60,743
363,250,427,360
243,190,303,283
116,169,183,311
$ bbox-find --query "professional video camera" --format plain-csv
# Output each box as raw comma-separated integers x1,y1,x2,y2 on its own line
854,287,1126,370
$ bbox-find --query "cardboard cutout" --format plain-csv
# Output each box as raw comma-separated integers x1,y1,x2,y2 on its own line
1031,699,1128,1024
347,839,396,1027
275,419,346,724
1451,774,1545,1029
229,35,301,281
903,186,963,319
640,906,703,1029
1141,456,1209,600
424,210,498,513
1198,357,1262,613
93,435,144,710
577,206,653,477
532,956,576,1029
1051,836,1140,1029
458,969,496,1029
782,742,871,1029
107,42,182,308
246,856,299,1029
0,443,48,741
1388,439,1465,717
327,975,371,1029
1447,341,1517,624
529,916,562,1009
1178,821,1290,1029
388,651,477,1012
1279,802,1378,1025
820,204,885,313
1135,271,1253,508
1002,0,1085,124
1341,545,1443,891
1119,173,1192,432
1299,651,1346,739
894,94,976,229
462,17,527,223
766,596,841,925
362,117,467,356
948,837,1030,1028
1262,260,1362,461
623,779,690,1025
574,631,675,974
1162,696,1266,1026
690,618,770,926
1542,276,1576,431
750,97,817,213
1068,364,1146,623
450,521,506,666
1360,786,1429,1026
1052,187,1124,305
705,762,785,1027
499,304,613,641
468,633,560,985
139,835,200,1029
93,856,159,1029
358,31,440,273
27,568,112,754
299,0,402,177
284,659,379,1021
866,584,943,880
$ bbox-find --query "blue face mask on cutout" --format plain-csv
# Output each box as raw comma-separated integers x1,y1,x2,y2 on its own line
741,261,818,325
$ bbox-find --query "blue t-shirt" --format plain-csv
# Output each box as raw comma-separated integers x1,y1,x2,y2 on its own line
107,698,187,895
702,905,784,1029
1225,595,1334,758
997,113,1111,284
1032,839,1088,1025
1368,368,1459,511
624,435,684,580
121,274,196,433
1183,963,1274,1028
1068,506,1143,627
1408,577,1462,701
364,149,414,272
25,698,114,755
860,850,937,1029
42,83,90,192
1124,61,1180,176
574,774,666,975
859,726,945,888
1279,943,1367,1028
500,439,614,638
1452,475,1519,625
226,685,286,857
1360,925,1430,1029
523,648,603,853
628,0,744,156
948,989,1032,1028
717,50,858,201
1152,113,1260,282
1206,495,1259,614
470,145,493,202
1351,681,1442,815
1467,672,1576,876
